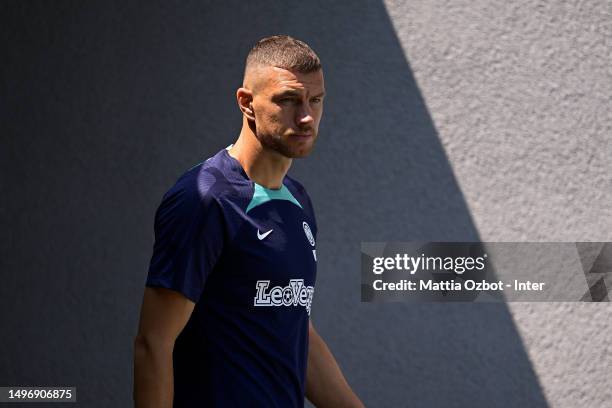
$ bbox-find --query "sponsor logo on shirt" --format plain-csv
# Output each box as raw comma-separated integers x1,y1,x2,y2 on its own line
254,279,315,315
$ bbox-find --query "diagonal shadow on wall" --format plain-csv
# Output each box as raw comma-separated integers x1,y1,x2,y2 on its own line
1,1,549,406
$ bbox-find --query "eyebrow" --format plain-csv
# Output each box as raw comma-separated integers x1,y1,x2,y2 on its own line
275,90,326,98
276,90,301,98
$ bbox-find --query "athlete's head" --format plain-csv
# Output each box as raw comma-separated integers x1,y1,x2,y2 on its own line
237,35,325,158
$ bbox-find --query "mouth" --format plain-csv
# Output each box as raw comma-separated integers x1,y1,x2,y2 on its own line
290,133,313,139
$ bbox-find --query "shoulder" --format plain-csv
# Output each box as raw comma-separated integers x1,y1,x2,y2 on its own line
156,153,235,221
284,174,315,214
166,149,243,205
163,164,219,209
284,173,309,198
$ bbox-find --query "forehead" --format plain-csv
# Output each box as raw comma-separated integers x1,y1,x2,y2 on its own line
260,66,324,94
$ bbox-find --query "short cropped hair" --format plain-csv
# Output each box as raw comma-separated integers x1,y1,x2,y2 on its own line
245,35,322,74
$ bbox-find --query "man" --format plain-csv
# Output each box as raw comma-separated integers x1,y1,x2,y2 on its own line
133,35,364,407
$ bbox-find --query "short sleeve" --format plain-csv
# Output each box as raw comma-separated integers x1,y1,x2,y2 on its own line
146,173,225,303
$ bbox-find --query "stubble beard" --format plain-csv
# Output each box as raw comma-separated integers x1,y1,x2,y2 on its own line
256,130,316,159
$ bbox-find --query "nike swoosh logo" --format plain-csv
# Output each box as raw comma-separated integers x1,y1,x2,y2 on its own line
257,229,273,240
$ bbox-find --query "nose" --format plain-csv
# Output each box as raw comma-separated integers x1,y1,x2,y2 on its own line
296,104,314,126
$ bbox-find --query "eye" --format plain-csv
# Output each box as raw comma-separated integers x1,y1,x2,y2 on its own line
279,97,297,104
311,97,322,104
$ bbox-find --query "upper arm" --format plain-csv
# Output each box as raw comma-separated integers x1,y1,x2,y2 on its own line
135,287,195,349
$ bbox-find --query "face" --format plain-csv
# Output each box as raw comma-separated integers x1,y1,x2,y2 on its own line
250,67,325,158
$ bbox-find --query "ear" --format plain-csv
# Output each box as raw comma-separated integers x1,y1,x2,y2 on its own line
236,87,255,121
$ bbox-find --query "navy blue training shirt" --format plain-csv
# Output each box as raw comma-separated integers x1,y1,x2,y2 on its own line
146,147,317,407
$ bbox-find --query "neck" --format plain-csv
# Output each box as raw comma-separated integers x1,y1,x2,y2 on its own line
228,120,292,190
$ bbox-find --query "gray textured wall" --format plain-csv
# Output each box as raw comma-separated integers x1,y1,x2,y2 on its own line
382,1,612,406
1,1,609,407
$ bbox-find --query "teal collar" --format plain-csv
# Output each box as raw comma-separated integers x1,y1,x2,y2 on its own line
246,183,302,213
